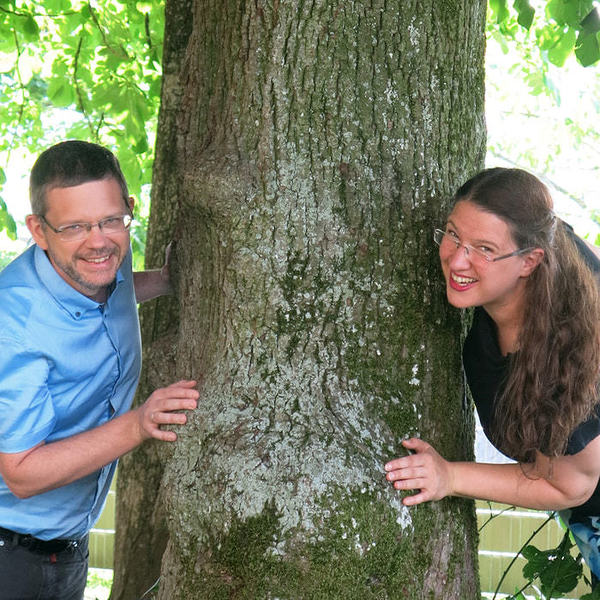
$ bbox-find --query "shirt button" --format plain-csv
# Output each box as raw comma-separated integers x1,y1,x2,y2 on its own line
75,312,81,318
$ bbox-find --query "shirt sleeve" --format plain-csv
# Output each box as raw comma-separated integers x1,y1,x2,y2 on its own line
0,337,56,453
567,404,600,455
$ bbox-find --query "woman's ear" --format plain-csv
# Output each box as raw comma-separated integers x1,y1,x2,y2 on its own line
25,214,49,250
520,248,545,277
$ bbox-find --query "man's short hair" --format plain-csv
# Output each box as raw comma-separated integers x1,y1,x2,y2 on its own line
29,140,129,215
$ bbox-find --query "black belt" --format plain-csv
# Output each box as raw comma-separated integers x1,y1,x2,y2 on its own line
0,526,80,554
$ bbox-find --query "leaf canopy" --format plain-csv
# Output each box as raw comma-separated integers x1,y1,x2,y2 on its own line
489,0,600,68
0,0,164,263
0,0,598,260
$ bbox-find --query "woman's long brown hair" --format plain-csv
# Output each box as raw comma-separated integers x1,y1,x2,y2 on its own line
455,168,600,463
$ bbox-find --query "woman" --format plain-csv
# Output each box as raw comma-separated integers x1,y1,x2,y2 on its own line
385,167,600,577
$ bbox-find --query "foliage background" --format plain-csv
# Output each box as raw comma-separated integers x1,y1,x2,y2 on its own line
0,0,164,267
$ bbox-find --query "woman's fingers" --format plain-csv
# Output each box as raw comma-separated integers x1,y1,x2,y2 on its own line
384,438,451,505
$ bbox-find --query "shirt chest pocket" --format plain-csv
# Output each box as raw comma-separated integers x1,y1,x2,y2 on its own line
45,322,122,428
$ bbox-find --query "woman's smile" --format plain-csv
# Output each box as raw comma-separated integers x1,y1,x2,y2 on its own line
449,271,478,290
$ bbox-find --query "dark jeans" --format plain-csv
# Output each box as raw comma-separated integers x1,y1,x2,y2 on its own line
0,530,88,600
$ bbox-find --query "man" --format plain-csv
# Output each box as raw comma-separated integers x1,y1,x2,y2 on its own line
0,140,198,599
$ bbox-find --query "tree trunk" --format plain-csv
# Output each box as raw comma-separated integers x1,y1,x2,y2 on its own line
112,1,487,598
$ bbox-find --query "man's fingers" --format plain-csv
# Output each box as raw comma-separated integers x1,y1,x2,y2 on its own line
154,411,188,426
169,379,198,388
152,382,199,408
153,429,177,442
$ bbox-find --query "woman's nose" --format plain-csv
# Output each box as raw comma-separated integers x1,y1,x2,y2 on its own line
446,243,472,269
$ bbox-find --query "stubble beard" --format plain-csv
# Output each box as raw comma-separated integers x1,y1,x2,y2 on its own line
48,246,122,297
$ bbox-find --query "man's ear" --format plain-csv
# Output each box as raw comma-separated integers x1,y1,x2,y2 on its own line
127,196,135,213
520,248,544,277
25,214,49,250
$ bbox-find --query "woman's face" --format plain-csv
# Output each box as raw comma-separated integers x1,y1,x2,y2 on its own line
439,200,538,316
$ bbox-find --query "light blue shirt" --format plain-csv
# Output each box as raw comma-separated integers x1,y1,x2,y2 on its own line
0,244,141,540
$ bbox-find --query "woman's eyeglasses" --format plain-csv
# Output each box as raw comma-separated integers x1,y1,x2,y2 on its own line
433,228,533,263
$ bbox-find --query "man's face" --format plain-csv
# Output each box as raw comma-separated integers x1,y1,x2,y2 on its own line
26,178,133,302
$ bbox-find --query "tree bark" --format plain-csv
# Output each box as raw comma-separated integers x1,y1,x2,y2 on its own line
112,1,487,598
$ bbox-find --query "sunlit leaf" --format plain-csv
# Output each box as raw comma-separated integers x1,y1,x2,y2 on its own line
0,197,17,240
513,0,535,29
47,78,76,107
545,27,576,66
22,16,40,41
547,0,595,27
575,30,600,66
490,0,510,23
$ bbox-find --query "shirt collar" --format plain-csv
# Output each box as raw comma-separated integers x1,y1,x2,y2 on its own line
34,244,125,320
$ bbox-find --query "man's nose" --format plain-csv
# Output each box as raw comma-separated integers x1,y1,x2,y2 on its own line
84,223,110,244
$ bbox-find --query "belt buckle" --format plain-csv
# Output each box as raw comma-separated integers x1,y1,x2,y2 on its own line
18,533,35,550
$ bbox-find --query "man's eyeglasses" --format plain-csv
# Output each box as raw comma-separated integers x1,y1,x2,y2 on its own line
433,228,533,263
40,214,133,242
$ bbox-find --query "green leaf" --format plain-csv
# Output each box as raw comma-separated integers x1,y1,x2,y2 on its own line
513,0,535,29
524,68,546,95
521,537,582,597
575,30,600,66
47,78,76,107
490,0,510,23
0,168,5,185
546,27,576,66
547,0,595,27
133,135,148,154
0,197,17,241
581,7,600,34
22,16,40,41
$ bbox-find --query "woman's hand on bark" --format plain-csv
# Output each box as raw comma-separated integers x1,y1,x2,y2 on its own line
384,437,454,506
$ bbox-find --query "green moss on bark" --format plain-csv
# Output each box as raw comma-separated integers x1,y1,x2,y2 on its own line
161,487,478,599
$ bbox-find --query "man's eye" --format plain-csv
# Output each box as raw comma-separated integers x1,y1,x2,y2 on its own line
102,217,121,226
60,223,85,233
